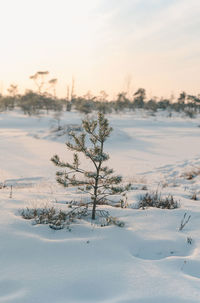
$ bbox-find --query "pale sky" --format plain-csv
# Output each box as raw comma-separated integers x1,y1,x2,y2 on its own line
0,0,200,98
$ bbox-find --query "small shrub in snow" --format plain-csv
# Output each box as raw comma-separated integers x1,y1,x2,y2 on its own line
138,191,179,209
21,207,70,229
21,205,125,229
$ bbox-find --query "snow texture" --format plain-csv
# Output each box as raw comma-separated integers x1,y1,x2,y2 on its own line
0,110,200,302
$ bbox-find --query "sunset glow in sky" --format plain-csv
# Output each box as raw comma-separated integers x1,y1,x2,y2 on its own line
0,0,200,98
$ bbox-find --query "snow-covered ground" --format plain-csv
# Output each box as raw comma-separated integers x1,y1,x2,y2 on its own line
0,110,200,302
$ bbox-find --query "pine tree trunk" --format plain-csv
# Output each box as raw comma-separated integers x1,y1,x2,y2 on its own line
92,198,97,220
91,164,101,220
91,140,104,220
92,176,98,220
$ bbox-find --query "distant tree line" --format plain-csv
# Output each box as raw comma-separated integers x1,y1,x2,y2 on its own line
0,71,200,117
71,89,200,117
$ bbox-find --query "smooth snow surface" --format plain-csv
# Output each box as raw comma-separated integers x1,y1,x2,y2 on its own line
0,110,200,303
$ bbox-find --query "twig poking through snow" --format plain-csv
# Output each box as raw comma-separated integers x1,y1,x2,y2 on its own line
179,212,191,231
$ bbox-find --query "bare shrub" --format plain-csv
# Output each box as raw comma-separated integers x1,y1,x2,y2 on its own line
179,213,191,231
138,191,179,209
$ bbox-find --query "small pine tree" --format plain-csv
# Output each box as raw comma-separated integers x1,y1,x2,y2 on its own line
51,112,129,220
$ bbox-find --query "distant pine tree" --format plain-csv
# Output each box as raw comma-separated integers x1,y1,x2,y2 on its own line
51,112,129,220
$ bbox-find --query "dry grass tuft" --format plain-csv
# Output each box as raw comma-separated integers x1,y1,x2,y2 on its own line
138,191,179,209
